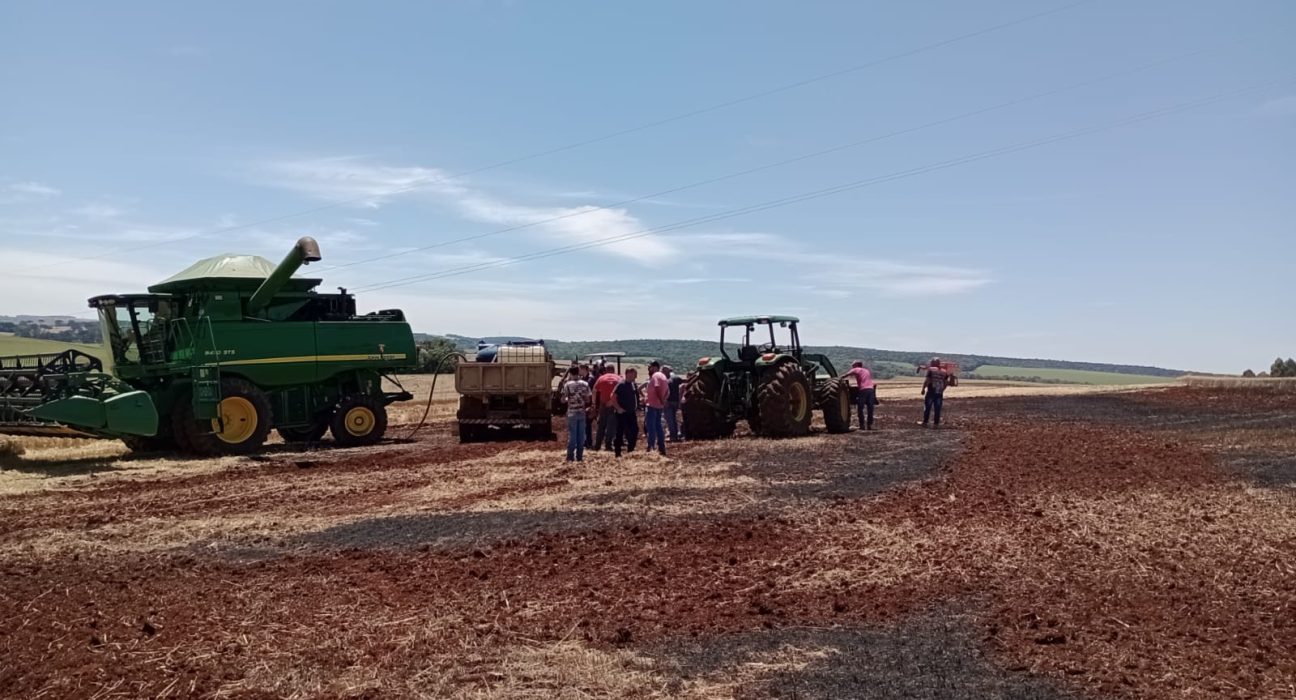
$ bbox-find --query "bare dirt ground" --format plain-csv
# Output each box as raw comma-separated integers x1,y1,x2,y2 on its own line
1,383,1292,699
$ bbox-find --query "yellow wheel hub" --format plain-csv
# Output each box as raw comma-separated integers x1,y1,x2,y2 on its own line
343,406,376,437
791,383,809,422
212,396,258,444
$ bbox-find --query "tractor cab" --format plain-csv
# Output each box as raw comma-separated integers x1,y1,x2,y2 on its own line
88,294,179,370
718,315,803,366
584,352,626,376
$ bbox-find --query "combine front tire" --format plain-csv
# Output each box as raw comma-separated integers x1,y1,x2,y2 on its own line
754,362,812,438
121,427,175,454
817,378,852,434
330,395,388,447
174,378,273,456
681,371,734,440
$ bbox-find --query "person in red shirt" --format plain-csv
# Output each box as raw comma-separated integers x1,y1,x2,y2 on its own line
644,361,670,456
592,368,621,451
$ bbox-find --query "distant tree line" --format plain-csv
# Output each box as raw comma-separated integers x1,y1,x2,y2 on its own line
1252,357,1296,378
6,320,101,344
413,337,461,373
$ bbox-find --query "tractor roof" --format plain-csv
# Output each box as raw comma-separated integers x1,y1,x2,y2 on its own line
718,315,800,327
148,253,322,293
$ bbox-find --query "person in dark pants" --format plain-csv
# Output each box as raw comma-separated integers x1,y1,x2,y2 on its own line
844,360,876,430
613,368,639,456
593,368,621,451
663,366,683,441
921,358,947,428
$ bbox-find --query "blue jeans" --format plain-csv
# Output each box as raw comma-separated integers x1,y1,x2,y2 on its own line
645,406,666,454
665,401,681,440
566,413,587,461
857,388,876,429
923,392,944,426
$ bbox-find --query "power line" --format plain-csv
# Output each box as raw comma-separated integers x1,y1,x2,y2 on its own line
353,78,1290,294
22,0,1096,271
315,44,1216,275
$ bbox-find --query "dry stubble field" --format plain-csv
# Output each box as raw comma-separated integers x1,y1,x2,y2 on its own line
1,379,1293,699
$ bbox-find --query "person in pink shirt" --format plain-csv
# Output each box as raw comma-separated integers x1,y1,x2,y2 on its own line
643,361,670,455
844,360,876,430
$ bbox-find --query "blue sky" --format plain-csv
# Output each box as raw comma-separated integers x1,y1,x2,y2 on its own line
2,1,1292,372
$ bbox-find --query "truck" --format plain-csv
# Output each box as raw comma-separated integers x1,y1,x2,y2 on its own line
0,237,418,454
455,340,557,442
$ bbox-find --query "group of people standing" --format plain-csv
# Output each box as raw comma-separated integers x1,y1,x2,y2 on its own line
558,360,684,462
560,356,953,461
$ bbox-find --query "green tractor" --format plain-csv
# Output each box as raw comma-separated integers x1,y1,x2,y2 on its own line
682,316,852,439
0,237,418,455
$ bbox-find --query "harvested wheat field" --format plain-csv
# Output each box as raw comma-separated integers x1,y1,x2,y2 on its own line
1,383,1293,699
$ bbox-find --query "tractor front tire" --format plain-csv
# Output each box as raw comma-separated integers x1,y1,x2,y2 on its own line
755,362,813,438
817,378,852,434
174,378,273,456
682,371,734,440
330,395,389,447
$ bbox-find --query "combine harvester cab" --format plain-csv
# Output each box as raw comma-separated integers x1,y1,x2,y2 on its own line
455,340,556,443
683,315,852,440
0,237,419,455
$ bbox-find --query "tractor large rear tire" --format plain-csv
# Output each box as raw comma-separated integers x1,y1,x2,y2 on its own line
682,371,734,440
817,377,852,434
330,395,388,448
174,378,273,456
754,362,813,438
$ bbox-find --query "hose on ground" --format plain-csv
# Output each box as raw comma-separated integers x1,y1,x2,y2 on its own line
401,352,466,441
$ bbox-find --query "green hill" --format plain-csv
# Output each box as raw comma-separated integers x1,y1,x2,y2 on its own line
424,334,1184,382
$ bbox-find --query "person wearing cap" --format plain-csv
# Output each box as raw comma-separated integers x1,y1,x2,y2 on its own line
613,368,640,456
663,365,684,442
844,360,876,430
921,358,948,428
643,361,670,456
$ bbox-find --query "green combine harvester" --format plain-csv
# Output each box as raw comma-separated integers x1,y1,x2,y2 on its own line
682,315,852,439
0,237,417,455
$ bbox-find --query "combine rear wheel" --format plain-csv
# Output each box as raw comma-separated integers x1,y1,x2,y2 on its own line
174,378,273,456
817,378,852,434
681,371,734,440
330,395,388,447
754,362,812,438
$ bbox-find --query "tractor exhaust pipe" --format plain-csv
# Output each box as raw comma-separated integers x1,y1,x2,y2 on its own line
246,237,322,314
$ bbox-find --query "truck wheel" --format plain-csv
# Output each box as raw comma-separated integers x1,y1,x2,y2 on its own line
331,395,388,447
755,362,812,438
458,422,481,443
174,378,273,456
817,378,852,434
278,419,328,443
682,371,735,440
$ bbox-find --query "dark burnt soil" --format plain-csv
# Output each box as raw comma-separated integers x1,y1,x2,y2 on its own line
1,388,1293,698
961,386,1296,487
651,617,1080,700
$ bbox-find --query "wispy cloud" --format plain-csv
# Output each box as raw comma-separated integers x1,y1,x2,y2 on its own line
697,233,991,297
255,157,677,264
2,180,61,204
1258,95,1296,117
72,203,126,219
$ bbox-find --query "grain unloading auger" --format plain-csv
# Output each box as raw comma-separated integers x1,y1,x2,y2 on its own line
0,237,419,455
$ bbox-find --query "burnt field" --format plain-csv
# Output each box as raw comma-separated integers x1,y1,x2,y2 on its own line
1,385,1293,699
